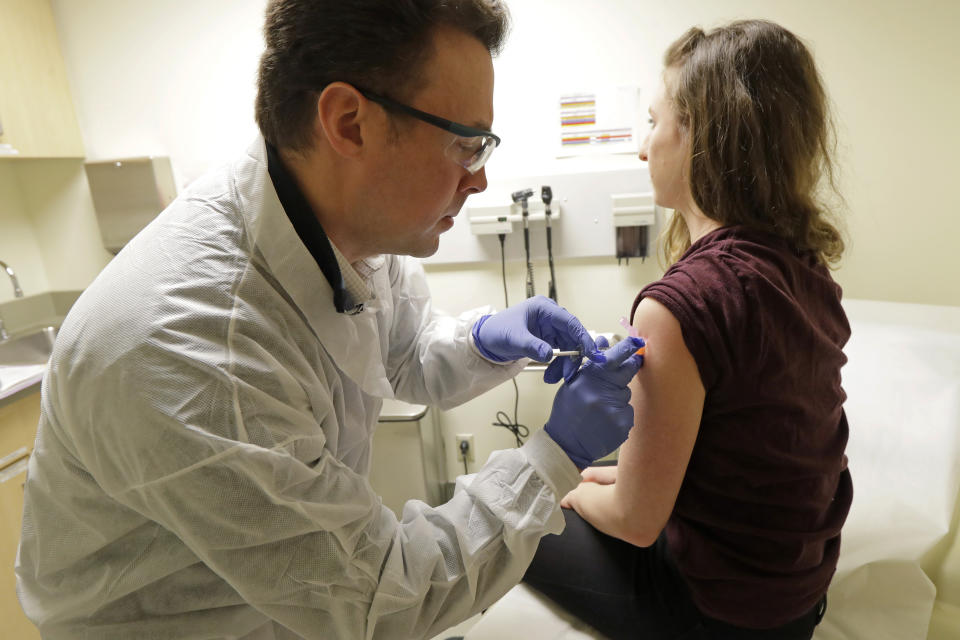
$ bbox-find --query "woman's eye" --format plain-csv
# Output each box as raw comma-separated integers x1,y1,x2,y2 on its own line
648,117,655,126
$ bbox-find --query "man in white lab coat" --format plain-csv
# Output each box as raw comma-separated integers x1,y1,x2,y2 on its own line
16,1,645,639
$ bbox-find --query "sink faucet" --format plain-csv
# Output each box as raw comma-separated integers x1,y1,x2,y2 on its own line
0,259,24,340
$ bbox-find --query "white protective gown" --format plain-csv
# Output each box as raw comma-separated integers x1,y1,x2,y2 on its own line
16,138,581,640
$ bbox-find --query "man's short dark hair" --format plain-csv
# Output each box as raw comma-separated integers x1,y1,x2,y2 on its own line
255,0,510,152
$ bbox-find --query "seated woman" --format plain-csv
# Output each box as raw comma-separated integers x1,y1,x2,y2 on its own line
524,19,851,640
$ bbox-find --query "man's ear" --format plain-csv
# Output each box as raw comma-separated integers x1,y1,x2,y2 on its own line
314,82,371,158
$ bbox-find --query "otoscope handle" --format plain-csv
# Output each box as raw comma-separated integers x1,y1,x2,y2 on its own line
546,225,557,303
511,188,536,299
542,185,557,303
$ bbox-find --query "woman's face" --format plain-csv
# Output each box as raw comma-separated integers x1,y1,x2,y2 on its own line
639,73,692,211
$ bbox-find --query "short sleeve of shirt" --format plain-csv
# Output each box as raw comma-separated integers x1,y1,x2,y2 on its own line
635,251,746,391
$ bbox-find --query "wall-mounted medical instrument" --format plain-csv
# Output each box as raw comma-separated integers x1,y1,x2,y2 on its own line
465,186,565,302
84,156,177,254
434,168,648,265
541,186,558,303
511,188,536,299
465,194,562,236
611,192,655,265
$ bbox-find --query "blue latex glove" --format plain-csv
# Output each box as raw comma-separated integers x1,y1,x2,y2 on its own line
544,336,646,469
472,296,605,383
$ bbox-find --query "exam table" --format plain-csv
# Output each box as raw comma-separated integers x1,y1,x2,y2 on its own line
463,299,960,640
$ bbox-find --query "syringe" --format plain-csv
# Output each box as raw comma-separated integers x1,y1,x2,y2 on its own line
550,341,646,361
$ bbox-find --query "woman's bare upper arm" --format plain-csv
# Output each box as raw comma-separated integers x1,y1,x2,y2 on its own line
614,296,706,544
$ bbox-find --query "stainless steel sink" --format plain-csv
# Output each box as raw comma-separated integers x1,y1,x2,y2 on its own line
0,326,58,396
0,326,58,366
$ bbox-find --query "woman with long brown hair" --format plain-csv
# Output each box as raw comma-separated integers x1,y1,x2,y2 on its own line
524,20,851,640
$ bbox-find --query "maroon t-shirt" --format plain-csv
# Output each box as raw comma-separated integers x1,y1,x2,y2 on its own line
633,226,852,629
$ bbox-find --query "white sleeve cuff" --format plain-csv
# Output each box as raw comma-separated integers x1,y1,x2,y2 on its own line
520,429,582,500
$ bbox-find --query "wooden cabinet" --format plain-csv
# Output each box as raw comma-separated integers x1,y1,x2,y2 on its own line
0,392,41,461
0,0,84,158
0,392,42,640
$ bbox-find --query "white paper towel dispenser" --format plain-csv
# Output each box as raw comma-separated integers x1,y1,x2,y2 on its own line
84,156,177,254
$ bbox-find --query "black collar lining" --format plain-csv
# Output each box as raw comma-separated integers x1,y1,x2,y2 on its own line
265,142,348,313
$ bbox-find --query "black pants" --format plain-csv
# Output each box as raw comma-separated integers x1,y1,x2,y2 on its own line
523,508,826,640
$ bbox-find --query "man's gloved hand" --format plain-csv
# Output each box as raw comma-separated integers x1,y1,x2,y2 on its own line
543,336,645,469
472,295,605,383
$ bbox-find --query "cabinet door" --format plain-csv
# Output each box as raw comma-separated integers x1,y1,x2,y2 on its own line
0,393,41,639
0,457,41,640
0,0,84,157
0,393,42,456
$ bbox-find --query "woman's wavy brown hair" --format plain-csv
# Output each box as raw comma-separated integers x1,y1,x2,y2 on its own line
659,20,845,267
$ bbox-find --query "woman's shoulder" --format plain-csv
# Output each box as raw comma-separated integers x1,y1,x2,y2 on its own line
646,230,751,307
668,225,832,297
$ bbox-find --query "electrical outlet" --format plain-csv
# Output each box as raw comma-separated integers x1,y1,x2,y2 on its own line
456,434,475,463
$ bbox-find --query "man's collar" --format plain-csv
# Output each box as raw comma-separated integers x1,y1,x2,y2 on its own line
329,243,382,313
265,142,351,313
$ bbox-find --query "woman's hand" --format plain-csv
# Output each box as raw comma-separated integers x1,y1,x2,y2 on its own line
561,465,618,510
560,482,587,510
580,464,618,485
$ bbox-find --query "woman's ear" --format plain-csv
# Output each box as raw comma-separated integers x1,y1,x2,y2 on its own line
313,82,370,159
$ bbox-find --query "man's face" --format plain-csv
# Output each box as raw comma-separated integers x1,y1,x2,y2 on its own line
359,26,494,258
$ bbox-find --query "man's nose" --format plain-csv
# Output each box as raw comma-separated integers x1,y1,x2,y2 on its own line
638,137,649,162
460,166,487,194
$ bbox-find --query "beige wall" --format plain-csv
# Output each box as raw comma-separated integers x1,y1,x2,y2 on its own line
43,0,959,312
426,0,960,325
479,0,960,309
13,161,112,295
0,161,112,305
783,0,959,305
0,165,51,303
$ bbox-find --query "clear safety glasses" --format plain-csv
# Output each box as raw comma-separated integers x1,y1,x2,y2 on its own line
357,88,501,174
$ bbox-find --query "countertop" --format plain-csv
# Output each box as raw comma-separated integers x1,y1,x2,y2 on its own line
0,365,46,406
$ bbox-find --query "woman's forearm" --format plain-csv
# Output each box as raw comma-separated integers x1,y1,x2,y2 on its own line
564,483,642,544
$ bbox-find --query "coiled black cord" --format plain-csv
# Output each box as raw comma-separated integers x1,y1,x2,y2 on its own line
492,388,529,448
